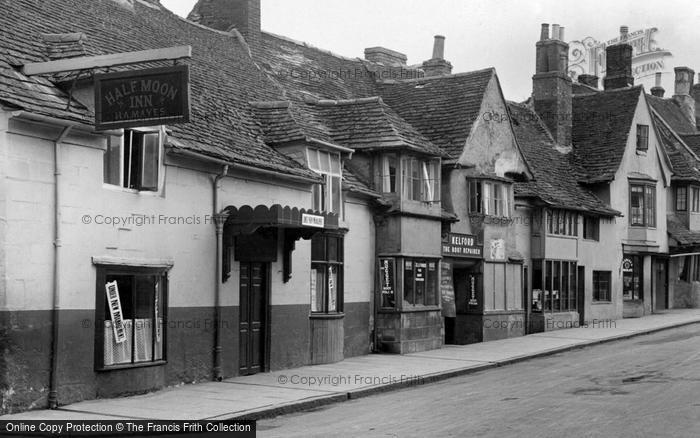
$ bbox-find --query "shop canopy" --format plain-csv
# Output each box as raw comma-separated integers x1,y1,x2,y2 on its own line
222,204,339,236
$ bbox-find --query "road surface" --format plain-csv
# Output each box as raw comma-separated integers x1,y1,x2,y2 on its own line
258,324,700,438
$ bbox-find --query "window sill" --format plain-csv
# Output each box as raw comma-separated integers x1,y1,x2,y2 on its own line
309,312,345,320
102,183,162,196
96,360,167,372
546,233,578,240
582,238,600,243
636,150,648,156
592,300,613,305
379,305,441,313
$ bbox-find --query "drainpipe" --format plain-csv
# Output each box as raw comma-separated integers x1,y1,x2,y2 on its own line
48,125,73,409
212,165,229,381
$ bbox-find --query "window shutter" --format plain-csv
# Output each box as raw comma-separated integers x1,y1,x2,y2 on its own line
139,133,160,191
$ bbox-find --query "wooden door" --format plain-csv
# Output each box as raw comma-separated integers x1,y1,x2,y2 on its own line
239,262,267,375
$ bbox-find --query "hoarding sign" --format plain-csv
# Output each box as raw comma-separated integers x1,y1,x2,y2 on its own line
95,65,190,130
442,233,483,258
379,257,395,308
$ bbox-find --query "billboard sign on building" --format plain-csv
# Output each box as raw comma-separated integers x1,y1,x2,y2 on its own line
95,65,190,130
568,28,672,83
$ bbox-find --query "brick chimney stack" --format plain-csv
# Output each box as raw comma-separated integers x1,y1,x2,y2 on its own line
650,72,665,97
603,26,634,90
673,67,696,126
532,23,572,146
692,73,700,129
187,0,261,49
364,47,408,66
422,35,453,77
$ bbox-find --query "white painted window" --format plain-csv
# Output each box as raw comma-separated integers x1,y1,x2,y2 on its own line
103,129,161,192
308,149,342,215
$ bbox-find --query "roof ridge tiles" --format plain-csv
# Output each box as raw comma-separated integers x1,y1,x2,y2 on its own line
312,96,383,106
378,67,495,84
263,31,364,63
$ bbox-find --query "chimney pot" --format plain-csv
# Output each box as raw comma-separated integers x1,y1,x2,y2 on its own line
551,24,560,40
558,27,565,41
540,23,550,41
651,73,665,97
673,67,696,125
620,25,629,42
432,35,446,60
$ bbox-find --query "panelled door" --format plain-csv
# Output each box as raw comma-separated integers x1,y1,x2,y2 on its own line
239,262,267,375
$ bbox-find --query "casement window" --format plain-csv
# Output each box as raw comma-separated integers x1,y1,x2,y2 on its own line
582,215,599,241
692,187,700,213
630,183,656,227
622,255,643,300
311,234,344,314
403,258,439,307
308,149,342,215
636,124,649,151
95,266,167,369
103,129,161,191
593,271,612,302
468,180,510,217
546,209,578,236
532,260,577,312
380,155,398,193
676,186,688,211
401,158,440,202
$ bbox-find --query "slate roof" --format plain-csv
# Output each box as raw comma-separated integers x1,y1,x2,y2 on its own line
375,69,495,159
680,133,700,158
0,0,317,179
572,86,643,183
650,112,700,183
647,95,697,134
667,213,700,247
508,101,619,216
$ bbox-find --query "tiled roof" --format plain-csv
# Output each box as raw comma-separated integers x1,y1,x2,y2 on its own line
651,112,700,183
572,86,642,182
508,101,619,216
647,95,697,134
680,133,700,158
668,213,700,246
0,0,317,179
343,165,381,199
375,69,495,159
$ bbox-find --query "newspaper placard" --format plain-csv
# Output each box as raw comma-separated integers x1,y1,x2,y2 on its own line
105,281,127,344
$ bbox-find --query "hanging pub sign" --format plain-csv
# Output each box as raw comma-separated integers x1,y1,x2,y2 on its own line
442,233,483,258
379,257,395,308
94,65,190,130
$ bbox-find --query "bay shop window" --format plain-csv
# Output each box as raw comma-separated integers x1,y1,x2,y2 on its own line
379,155,440,203
379,258,439,309
531,260,577,312
311,233,344,314
95,266,168,369
104,129,161,191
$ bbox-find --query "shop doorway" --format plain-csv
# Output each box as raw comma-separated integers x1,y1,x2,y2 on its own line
239,262,269,375
653,259,668,312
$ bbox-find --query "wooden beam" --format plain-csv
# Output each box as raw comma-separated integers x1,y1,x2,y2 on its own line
22,45,192,76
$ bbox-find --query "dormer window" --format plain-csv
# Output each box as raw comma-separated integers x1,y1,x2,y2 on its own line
307,148,342,214
636,124,649,151
401,157,440,202
104,129,161,192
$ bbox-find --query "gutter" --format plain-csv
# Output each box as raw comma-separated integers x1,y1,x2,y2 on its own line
48,125,73,409
167,147,320,184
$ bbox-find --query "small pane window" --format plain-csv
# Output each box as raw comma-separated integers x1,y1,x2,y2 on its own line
311,234,344,314
636,124,649,151
593,271,611,301
676,186,688,212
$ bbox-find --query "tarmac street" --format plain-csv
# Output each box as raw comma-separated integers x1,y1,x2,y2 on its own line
258,323,700,438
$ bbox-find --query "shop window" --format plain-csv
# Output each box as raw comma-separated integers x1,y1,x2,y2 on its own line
636,124,649,151
403,258,439,306
583,215,599,241
630,183,655,227
622,255,643,300
308,149,342,215
402,158,440,202
468,180,510,217
536,260,577,312
546,209,578,236
311,234,344,314
676,186,688,211
692,187,700,213
593,271,611,301
380,155,398,193
103,129,160,191
95,266,167,369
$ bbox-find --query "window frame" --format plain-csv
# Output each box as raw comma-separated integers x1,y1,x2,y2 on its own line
593,271,612,302
676,186,688,212
310,233,344,314
692,187,700,213
468,179,511,217
546,209,578,237
622,254,643,301
402,157,440,203
94,265,169,371
402,257,440,308
534,259,577,313
103,128,163,192
629,183,656,228
582,215,600,241
308,148,343,216
636,124,649,152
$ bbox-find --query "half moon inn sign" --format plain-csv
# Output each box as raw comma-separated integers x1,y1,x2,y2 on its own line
94,65,190,130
